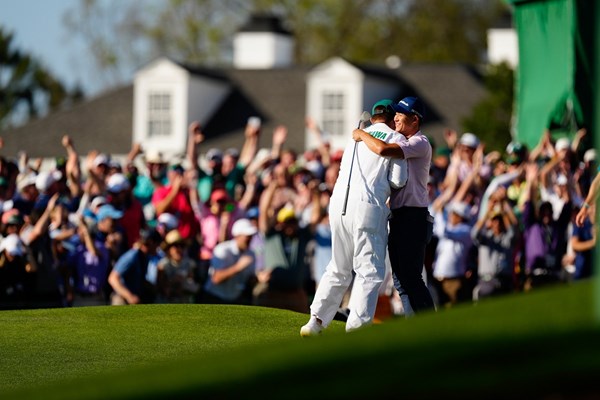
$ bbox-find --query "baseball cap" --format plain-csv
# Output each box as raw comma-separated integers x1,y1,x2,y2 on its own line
584,149,596,163
162,229,185,249
90,196,107,210
0,234,25,256
157,213,179,231
210,188,230,203
2,209,23,225
93,154,109,168
371,99,394,116
35,170,63,192
449,201,470,219
391,97,425,120
106,173,130,193
245,207,259,220
459,133,480,149
555,138,570,152
145,149,167,164
17,173,37,192
96,204,123,222
232,218,258,237
276,206,296,223
206,148,223,162
225,148,240,158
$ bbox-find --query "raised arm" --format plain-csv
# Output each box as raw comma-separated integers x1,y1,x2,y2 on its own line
306,116,331,167
238,122,259,168
258,181,277,234
62,135,82,198
186,121,204,171
270,125,288,161
571,128,587,154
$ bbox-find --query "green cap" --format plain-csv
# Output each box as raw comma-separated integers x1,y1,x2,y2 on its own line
371,99,394,116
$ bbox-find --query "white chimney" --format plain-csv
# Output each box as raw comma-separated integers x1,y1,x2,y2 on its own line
233,15,294,69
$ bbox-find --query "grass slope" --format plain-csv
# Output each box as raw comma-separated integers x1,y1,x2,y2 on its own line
1,281,598,399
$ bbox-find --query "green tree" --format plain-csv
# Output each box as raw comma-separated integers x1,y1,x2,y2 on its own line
0,28,81,129
462,62,514,153
65,0,507,88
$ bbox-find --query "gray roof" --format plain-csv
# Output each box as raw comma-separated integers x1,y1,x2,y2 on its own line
0,61,486,159
199,67,309,154
1,85,133,158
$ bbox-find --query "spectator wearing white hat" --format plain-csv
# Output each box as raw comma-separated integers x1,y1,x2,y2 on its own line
0,233,34,307
12,173,39,216
132,146,168,205
540,141,582,220
202,218,257,305
156,213,179,237
33,170,63,211
106,173,145,248
84,151,110,197
443,132,491,193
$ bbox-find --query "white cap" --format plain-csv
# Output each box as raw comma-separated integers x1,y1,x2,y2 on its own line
555,138,570,152
93,154,109,167
35,170,62,192
157,213,179,231
556,174,568,186
206,148,223,162
231,218,257,237
449,201,471,219
17,173,37,192
145,149,166,164
90,196,107,210
106,173,130,193
0,234,25,256
459,133,480,148
584,149,596,163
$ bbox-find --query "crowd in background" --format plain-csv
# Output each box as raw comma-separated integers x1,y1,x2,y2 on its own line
0,118,596,314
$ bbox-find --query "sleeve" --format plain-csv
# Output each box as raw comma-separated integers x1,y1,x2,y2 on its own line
388,133,408,189
398,134,428,160
113,250,136,274
388,158,408,189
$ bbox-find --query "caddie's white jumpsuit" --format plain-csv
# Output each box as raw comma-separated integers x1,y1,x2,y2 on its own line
310,122,407,331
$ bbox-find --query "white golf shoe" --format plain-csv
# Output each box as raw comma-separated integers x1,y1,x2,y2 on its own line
300,316,323,337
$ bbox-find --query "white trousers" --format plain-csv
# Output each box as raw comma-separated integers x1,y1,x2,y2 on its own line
310,196,389,331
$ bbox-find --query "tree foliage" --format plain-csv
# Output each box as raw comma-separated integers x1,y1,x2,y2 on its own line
64,0,507,88
462,62,514,153
0,28,82,129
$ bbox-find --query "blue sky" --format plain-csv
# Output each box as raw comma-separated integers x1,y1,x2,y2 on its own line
0,0,96,94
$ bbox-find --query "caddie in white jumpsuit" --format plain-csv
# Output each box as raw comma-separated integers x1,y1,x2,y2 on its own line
301,100,407,335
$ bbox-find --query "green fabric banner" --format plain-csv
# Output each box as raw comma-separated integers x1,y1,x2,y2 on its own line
512,0,582,148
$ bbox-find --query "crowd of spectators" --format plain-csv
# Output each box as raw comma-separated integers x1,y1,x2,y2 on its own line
0,119,595,313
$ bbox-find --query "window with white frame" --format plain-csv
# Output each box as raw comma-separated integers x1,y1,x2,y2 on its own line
147,91,172,137
321,91,345,137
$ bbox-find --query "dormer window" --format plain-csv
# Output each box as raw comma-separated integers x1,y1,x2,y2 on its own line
322,91,346,137
147,91,172,137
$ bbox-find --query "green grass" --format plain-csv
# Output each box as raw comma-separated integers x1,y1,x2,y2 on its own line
0,281,598,399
